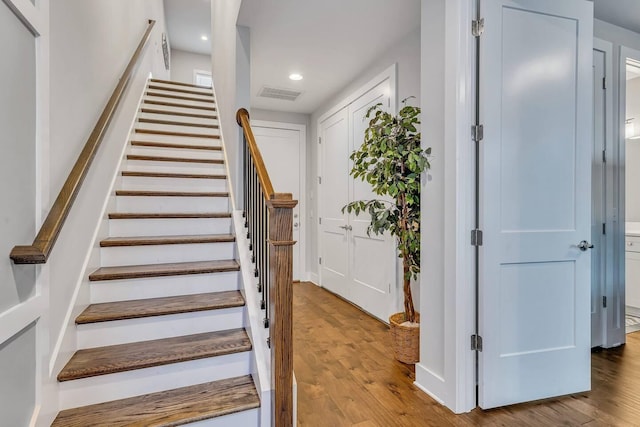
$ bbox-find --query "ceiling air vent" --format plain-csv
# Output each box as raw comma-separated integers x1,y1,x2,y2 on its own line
258,86,302,102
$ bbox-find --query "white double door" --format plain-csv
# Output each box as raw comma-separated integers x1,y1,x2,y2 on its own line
478,0,593,408
319,79,395,322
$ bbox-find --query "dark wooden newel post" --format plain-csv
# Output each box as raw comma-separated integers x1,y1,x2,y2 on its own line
268,193,297,427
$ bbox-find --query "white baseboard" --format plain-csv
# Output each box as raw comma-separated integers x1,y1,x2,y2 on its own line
307,272,319,285
414,363,446,406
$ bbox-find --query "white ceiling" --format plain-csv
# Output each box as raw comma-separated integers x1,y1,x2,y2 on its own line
594,0,640,35
161,0,640,113
164,0,211,56
237,0,421,114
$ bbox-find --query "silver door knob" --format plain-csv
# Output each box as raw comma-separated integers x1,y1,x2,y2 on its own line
577,240,594,251
339,225,353,231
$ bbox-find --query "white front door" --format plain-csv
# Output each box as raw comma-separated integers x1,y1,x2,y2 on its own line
478,0,593,408
319,77,395,322
251,122,305,280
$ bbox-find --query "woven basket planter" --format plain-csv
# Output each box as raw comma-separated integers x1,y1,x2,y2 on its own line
389,312,420,364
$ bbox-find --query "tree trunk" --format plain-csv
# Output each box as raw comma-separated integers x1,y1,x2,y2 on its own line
403,255,416,323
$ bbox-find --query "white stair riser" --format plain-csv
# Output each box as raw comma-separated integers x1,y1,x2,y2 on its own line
146,88,214,102
120,176,227,192
116,196,229,213
77,307,244,348
144,95,213,110
138,112,218,126
124,159,226,174
131,132,220,146
185,409,259,427
135,122,220,136
100,242,235,267
148,81,213,95
58,351,251,409
109,217,232,237
89,271,240,303
140,103,217,118
129,146,224,160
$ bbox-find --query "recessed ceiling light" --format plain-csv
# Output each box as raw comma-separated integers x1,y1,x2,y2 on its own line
201,35,208,41
289,73,303,81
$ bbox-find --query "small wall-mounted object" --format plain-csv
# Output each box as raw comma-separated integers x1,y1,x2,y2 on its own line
162,33,170,71
627,118,640,140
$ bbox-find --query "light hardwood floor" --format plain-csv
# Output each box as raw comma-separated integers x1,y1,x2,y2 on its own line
293,281,640,426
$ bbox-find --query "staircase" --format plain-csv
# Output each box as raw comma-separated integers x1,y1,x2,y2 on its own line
52,79,261,426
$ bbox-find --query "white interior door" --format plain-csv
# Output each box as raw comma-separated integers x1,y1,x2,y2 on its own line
320,108,350,297
592,47,606,347
252,122,305,280
319,78,395,322
478,0,593,408
348,81,395,320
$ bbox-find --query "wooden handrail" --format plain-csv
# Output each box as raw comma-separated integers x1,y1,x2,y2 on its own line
236,108,276,200
10,20,156,264
237,108,297,426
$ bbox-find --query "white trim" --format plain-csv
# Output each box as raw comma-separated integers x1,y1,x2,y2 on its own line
211,81,237,210
0,296,42,345
593,38,617,349
250,119,307,281
317,64,397,125
2,0,44,35
307,272,319,285
192,69,212,87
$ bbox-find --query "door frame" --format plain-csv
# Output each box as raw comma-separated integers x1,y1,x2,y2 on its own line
614,46,640,346
316,64,401,313
250,119,307,280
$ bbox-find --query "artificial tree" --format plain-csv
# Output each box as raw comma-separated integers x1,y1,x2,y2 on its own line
343,97,430,324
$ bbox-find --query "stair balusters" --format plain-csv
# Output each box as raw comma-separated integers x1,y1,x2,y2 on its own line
237,108,296,427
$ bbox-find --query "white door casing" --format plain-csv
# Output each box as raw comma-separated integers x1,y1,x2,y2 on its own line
251,120,306,281
478,0,593,408
318,66,397,322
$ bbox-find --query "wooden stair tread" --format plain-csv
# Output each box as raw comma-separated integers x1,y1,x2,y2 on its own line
76,291,244,324
134,129,220,139
148,84,214,97
100,234,235,247
140,107,217,119
89,259,239,281
138,118,219,129
108,212,232,219
126,154,224,164
143,99,216,111
146,91,214,103
51,375,259,427
150,78,213,90
131,140,222,151
57,329,251,381
115,190,229,197
122,170,226,179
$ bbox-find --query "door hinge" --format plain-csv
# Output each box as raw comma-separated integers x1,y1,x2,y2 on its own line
318,176,322,184
603,77,607,90
471,334,483,351
603,295,607,308
318,137,322,144
471,229,483,247
472,124,484,142
319,257,322,265
472,18,485,37
319,217,322,225
603,223,606,235
602,149,606,163
389,283,391,293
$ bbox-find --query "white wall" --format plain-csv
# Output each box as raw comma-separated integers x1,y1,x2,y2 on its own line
308,27,421,290
626,77,640,221
211,0,243,210
170,48,211,85
39,1,169,424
